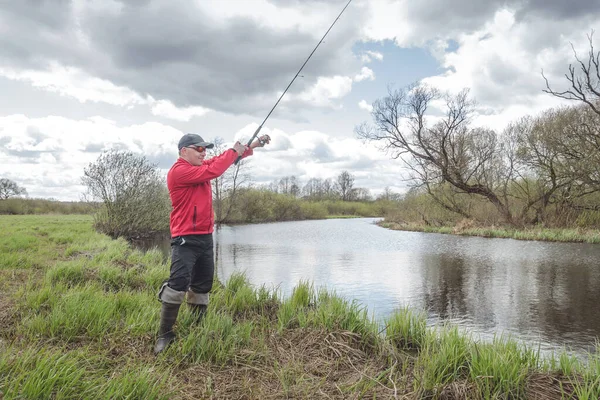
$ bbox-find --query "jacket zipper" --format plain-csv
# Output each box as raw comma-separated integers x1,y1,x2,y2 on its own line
193,206,197,231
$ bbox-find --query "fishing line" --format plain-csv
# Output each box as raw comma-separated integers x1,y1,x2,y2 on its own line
234,0,353,164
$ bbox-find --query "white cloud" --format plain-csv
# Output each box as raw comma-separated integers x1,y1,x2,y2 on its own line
0,114,184,199
292,75,354,108
358,100,373,112
0,63,145,107
368,50,384,61
0,63,213,121
362,0,412,45
229,123,408,193
361,50,384,63
357,1,600,131
354,66,375,82
150,99,211,122
194,0,339,35
419,9,588,130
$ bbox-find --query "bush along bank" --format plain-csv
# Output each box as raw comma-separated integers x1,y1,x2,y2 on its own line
379,220,600,244
1,215,600,399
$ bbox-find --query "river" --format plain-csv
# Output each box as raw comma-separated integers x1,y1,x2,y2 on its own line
138,217,600,358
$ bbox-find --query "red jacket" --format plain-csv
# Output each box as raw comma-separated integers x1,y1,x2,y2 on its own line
167,147,253,237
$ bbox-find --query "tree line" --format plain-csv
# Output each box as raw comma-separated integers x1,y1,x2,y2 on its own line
256,172,378,202
79,148,401,239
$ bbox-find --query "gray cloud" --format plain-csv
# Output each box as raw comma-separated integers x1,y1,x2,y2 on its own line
4,0,594,121
83,143,106,153
147,151,178,170
392,0,600,111
0,0,362,116
2,148,61,163
405,0,507,37
0,1,82,70
4,149,43,160
338,154,377,170
269,135,292,151
367,0,598,50
515,0,600,20
312,141,335,162
410,0,600,30
267,0,340,5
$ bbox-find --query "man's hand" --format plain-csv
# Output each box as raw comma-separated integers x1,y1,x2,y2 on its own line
232,141,247,156
251,134,271,149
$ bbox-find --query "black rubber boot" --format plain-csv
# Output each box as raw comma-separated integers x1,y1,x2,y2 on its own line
154,302,181,355
188,303,207,324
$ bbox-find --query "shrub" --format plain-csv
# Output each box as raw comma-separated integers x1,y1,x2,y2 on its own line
82,150,170,239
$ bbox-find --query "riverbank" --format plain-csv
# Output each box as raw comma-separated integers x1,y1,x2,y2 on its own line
379,220,600,244
1,215,599,399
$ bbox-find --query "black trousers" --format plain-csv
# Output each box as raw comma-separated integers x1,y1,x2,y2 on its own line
167,234,214,295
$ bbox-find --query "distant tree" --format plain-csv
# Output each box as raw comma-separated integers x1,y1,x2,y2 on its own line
266,179,280,193
0,178,27,199
289,176,300,197
208,137,251,223
543,31,600,116
321,178,335,198
302,178,321,198
82,150,170,239
276,175,300,197
278,176,290,194
302,178,341,200
335,171,355,201
351,187,372,201
377,186,402,201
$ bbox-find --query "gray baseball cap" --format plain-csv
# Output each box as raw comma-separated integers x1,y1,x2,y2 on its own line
177,133,214,150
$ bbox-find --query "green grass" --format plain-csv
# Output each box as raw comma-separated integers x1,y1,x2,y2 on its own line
176,311,255,365
414,326,471,394
469,337,540,398
380,221,600,243
0,346,170,399
386,307,428,350
1,214,599,399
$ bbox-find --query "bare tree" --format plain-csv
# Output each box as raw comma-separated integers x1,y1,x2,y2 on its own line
502,113,573,223
543,31,600,116
277,176,300,196
356,84,515,223
302,178,321,198
321,178,334,198
351,187,372,201
266,180,280,193
278,177,291,194
377,186,402,201
289,176,300,197
208,138,251,223
0,178,27,199
335,171,355,201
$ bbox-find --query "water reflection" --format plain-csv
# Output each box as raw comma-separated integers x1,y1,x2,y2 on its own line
135,218,600,357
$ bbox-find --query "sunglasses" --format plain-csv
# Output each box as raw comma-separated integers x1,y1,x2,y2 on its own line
186,146,206,153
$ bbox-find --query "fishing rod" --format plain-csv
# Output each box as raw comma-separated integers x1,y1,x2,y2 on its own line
234,0,353,164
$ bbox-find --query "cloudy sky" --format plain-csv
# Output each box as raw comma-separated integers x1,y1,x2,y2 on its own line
1,0,598,200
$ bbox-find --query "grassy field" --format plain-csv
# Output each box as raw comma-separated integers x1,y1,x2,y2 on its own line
1,215,600,399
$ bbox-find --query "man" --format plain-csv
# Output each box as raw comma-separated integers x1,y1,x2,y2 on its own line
155,132,271,355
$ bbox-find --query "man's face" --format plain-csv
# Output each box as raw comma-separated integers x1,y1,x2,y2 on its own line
181,146,206,165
